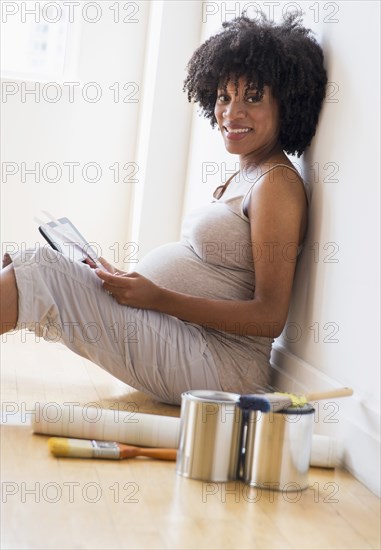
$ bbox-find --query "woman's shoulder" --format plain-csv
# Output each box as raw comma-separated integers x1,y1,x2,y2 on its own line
247,162,303,185
242,162,308,218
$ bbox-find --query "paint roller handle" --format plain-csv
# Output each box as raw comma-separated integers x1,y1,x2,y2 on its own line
305,387,353,402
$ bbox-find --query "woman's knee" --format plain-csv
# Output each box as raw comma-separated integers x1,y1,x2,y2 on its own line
0,264,18,333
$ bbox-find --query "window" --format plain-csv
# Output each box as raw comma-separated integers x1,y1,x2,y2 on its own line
1,1,80,81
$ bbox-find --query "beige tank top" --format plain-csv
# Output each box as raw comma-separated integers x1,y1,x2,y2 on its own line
136,164,308,393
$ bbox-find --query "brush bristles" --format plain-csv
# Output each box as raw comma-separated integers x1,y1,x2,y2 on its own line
274,392,307,407
48,437,71,457
48,437,94,458
238,396,271,412
238,393,295,412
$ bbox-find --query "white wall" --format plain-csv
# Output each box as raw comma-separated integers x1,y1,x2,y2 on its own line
1,0,206,268
130,0,204,259
1,1,150,269
183,1,380,495
275,1,380,496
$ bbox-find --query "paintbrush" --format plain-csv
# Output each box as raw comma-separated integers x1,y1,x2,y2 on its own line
238,387,353,412
48,437,177,461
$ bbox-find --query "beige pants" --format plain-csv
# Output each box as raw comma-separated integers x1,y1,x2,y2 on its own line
9,247,221,405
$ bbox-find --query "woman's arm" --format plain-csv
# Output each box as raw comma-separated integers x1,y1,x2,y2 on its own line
95,168,307,339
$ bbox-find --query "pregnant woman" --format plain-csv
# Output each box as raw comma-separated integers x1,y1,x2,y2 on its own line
0,13,327,405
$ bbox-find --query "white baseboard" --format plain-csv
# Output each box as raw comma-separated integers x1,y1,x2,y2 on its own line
270,344,381,498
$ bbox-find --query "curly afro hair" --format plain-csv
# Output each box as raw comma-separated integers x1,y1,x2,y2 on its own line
183,12,327,157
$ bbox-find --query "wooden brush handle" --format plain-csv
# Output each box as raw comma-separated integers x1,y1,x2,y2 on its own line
136,447,177,461
305,387,353,402
119,445,177,460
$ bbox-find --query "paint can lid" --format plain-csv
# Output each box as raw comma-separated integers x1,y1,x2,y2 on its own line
181,390,240,404
276,403,315,415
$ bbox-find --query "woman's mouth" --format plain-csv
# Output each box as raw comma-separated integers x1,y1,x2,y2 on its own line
223,126,253,140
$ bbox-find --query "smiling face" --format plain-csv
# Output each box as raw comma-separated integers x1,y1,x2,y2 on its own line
214,77,281,166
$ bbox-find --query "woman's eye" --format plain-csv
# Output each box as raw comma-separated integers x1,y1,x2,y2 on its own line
246,96,261,103
217,94,229,102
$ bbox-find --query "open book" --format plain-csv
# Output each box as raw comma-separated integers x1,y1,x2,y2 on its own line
38,216,102,268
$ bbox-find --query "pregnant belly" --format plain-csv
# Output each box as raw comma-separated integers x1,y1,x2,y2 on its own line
135,242,254,300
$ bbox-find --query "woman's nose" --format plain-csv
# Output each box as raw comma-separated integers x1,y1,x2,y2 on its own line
222,98,246,119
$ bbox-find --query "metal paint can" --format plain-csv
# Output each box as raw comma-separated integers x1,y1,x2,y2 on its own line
242,404,315,491
176,390,243,482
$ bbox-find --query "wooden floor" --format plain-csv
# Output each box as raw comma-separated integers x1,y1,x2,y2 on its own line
1,334,380,550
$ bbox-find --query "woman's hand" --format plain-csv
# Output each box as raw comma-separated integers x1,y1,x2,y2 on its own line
97,257,126,275
95,269,163,310
82,256,125,273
